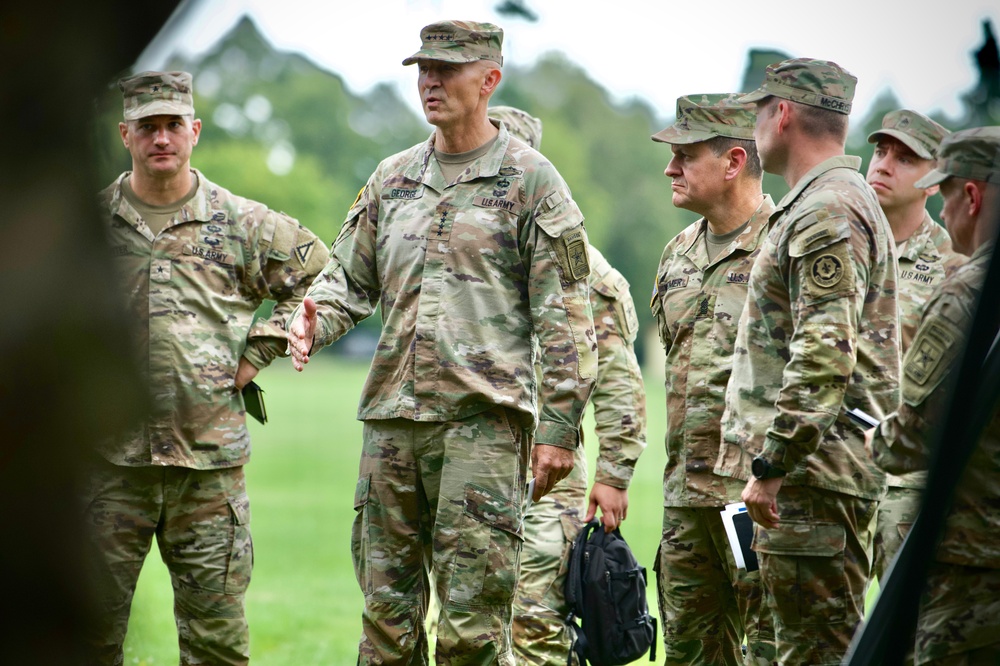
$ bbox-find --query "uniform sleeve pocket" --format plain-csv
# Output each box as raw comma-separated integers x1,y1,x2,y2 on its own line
447,483,523,609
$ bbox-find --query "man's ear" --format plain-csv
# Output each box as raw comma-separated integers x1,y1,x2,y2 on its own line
119,121,130,148
481,65,502,97
726,146,748,181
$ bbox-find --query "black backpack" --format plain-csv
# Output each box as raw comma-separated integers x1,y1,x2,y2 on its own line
564,519,657,665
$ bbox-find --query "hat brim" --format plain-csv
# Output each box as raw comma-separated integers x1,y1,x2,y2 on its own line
651,126,718,144
914,168,949,189
125,100,193,121
867,129,934,160
737,89,770,104
402,49,481,66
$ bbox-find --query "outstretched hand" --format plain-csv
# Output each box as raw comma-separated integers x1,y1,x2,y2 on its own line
288,297,318,371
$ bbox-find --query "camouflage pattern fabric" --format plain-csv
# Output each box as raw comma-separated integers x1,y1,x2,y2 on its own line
915,126,1000,188
353,407,532,666
402,20,504,67
867,109,950,161
871,485,921,584
717,155,900,501
651,198,777,664
653,196,775,507
299,122,597,449
654,507,775,665
894,212,967,355
512,444,587,666
118,70,194,120
873,243,1000,569
872,239,1000,664
739,58,856,115
100,169,328,469
586,245,647,488
512,246,647,665
717,155,899,663
82,458,252,665
752,485,878,664
871,213,965,581
913,563,1000,664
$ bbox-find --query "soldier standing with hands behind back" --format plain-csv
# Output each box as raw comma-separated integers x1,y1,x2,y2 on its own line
86,71,327,665
287,22,596,666
717,58,900,664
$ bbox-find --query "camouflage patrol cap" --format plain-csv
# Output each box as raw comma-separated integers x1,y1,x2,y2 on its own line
118,71,194,121
651,93,756,145
914,126,1000,188
402,20,503,67
489,105,543,148
868,110,950,160
739,58,856,115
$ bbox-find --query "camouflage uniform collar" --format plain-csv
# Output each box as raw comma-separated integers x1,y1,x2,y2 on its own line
896,210,943,262
413,121,512,189
108,172,154,242
176,168,215,223
970,239,995,263
776,154,862,211
682,193,776,266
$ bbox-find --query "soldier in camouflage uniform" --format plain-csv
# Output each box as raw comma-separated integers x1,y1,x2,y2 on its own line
649,94,776,665
717,59,901,664
485,106,648,666
287,23,597,666
87,71,328,665
872,127,1000,665
865,110,967,586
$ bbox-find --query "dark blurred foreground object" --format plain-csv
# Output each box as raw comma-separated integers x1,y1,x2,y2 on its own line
0,1,180,663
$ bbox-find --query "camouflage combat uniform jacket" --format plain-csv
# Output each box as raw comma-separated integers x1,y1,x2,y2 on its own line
587,245,646,488
717,156,900,501
304,123,597,448
651,196,775,507
873,242,1000,568
888,211,967,490
101,169,328,469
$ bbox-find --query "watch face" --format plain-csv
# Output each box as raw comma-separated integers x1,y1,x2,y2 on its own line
752,457,766,479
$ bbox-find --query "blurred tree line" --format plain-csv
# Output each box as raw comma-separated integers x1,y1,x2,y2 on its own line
91,16,1000,362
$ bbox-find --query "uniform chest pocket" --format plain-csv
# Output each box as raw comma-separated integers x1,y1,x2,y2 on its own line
172,240,240,295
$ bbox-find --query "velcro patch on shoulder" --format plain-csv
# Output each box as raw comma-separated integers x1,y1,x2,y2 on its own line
789,216,850,257
803,240,854,299
554,226,590,282
294,239,316,268
903,319,961,406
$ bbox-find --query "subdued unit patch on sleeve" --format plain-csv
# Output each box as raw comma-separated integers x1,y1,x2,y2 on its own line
903,318,961,406
559,228,590,282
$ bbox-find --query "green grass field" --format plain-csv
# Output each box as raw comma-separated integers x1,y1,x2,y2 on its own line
121,355,876,664
121,355,670,664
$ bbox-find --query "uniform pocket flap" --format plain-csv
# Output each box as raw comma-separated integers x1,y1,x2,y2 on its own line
354,475,370,511
464,483,519,536
754,520,845,557
227,492,251,526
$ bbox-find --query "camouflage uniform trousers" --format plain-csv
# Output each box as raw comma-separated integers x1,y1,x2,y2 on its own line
911,562,1000,665
871,485,921,584
353,406,532,666
511,443,588,666
753,485,877,665
654,506,776,665
81,455,252,666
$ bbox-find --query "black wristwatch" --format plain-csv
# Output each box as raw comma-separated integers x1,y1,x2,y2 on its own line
751,456,786,480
